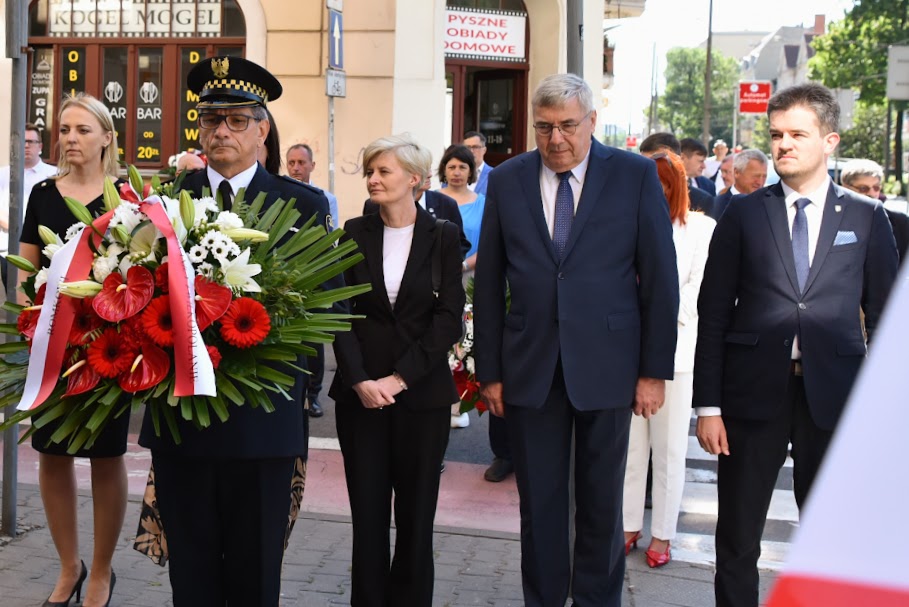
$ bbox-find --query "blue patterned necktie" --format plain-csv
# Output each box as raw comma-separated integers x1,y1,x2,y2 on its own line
792,197,811,292
553,171,574,259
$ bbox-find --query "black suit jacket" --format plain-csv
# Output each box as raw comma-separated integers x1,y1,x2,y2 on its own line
694,182,898,430
329,209,466,409
363,190,471,258
884,207,909,264
695,175,717,196
712,189,744,220
688,185,716,219
139,164,334,459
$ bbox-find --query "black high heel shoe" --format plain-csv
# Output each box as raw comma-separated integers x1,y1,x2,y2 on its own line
42,560,87,607
79,570,116,607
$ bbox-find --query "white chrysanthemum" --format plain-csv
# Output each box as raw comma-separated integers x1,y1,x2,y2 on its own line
228,242,241,257
201,230,220,248
193,197,219,227
109,201,142,232
213,211,243,231
34,268,49,291
220,247,262,292
65,222,83,241
92,243,124,283
189,244,207,263
197,261,215,278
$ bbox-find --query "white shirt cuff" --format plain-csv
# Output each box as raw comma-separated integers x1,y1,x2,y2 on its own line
695,406,722,417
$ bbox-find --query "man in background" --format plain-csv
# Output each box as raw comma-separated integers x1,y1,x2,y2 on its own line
0,122,57,287
287,143,339,230
703,138,729,186
840,158,909,262
641,132,715,218
681,137,716,196
463,131,493,196
713,149,769,219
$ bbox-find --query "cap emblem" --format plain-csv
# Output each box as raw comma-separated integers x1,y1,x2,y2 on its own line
212,57,230,79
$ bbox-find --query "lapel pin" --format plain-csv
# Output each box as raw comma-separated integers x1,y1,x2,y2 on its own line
835,205,842,213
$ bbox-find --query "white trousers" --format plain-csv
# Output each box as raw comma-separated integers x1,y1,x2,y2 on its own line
622,372,693,540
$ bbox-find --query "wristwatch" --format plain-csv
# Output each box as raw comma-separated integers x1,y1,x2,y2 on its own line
392,372,408,390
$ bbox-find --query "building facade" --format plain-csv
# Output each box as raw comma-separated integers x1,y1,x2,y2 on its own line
1,0,608,222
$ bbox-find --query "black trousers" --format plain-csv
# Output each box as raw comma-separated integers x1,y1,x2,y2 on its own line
336,400,450,607
152,454,295,607
488,411,512,460
506,363,631,607
715,374,833,607
306,344,325,399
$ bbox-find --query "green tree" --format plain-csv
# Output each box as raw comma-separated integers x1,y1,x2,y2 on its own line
656,47,740,144
837,101,887,161
810,0,909,183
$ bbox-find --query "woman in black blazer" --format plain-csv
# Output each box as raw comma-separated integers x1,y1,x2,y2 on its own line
330,134,466,607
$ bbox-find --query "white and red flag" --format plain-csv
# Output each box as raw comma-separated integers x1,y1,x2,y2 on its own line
767,267,909,607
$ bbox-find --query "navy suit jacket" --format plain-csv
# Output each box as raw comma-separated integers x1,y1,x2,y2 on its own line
474,139,679,410
693,182,898,431
474,162,493,196
712,189,743,220
688,185,716,219
139,165,334,460
695,175,717,196
363,189,471,258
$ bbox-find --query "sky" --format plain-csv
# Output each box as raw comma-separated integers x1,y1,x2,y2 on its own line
601,0,856,134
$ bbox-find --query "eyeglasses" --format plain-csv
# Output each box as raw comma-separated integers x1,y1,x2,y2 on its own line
24,139,41,146
198,113,262,132
465,144,485,150
852,184,882,194
532,111,593,137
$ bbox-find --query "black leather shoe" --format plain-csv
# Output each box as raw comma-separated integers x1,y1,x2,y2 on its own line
43,561,86,607
308,398,324,418
484,457,514,482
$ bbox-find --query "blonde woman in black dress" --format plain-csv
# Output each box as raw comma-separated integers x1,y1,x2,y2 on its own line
19,94,127,607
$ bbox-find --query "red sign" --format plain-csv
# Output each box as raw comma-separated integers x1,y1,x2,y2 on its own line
739,81,773,114
625,136,638,148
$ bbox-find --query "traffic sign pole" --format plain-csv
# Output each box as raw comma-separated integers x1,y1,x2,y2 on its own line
732,84,738,152
326,4,345,195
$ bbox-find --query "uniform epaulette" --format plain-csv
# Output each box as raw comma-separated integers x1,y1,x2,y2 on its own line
277,174,324,195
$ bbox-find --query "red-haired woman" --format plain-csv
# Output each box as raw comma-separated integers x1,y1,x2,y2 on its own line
622,151,716,568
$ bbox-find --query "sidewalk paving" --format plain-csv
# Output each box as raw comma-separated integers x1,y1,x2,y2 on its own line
0,440,778,606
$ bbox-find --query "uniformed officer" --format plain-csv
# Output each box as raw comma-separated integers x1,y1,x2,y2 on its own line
138,56,336,607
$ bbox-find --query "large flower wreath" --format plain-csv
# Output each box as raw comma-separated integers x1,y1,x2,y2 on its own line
0,167,368,453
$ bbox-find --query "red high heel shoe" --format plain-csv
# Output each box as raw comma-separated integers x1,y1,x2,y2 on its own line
624,531,642,556
645,542,672,568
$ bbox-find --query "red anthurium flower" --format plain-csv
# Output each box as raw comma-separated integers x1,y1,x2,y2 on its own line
219,297,271,348
17,284,47,340
155,263,170,293
64,358,102,397
206,345,222,369
141,295,174,347
118,182,140,203
119,343,170,393
475,399,488,414
194,276,232,331
68,296,104,346
92,266,155,322
86,327,138,378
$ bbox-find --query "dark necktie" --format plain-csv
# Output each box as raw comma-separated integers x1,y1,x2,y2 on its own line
792,197,811,292
218,180,233,212
553,171,574,259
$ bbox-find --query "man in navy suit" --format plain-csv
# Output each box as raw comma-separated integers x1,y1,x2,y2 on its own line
463,130,493,196
694,83,898,607
474,74,679,607
712,149,769,219
641,133,715,218
681,138,717,195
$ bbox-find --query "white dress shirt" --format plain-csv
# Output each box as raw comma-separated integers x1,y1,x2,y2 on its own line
697,178,830,418
539,149,591,238
206,163,259,202
0,160,58,252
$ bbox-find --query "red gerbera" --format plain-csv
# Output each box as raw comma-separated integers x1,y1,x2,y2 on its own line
17,283,47,340
120,315,150,349
206,345,222,369
86,327,138,378
219,297,271,348
194,276,232,331
68,296,104,346
92,266,155,322
155,263,170,293
140,295,174,347
118,343,170,393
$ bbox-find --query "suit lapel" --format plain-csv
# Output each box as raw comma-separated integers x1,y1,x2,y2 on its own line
361,213,394,315
803,183,846,294
519,151,559,265
762,184,801,295
563,140,612,260
394,209,434,313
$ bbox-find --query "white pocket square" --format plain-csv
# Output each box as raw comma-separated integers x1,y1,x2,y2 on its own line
834,230,858,246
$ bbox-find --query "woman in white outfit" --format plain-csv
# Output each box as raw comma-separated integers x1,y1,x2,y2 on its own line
623,151,716,568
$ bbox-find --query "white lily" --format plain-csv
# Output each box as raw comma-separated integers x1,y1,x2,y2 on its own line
59,280,104,298
41,231,65,261
109,201,142,233
160,195,189,244
128,222,161,263
34,268,49,291
220,247,262,292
